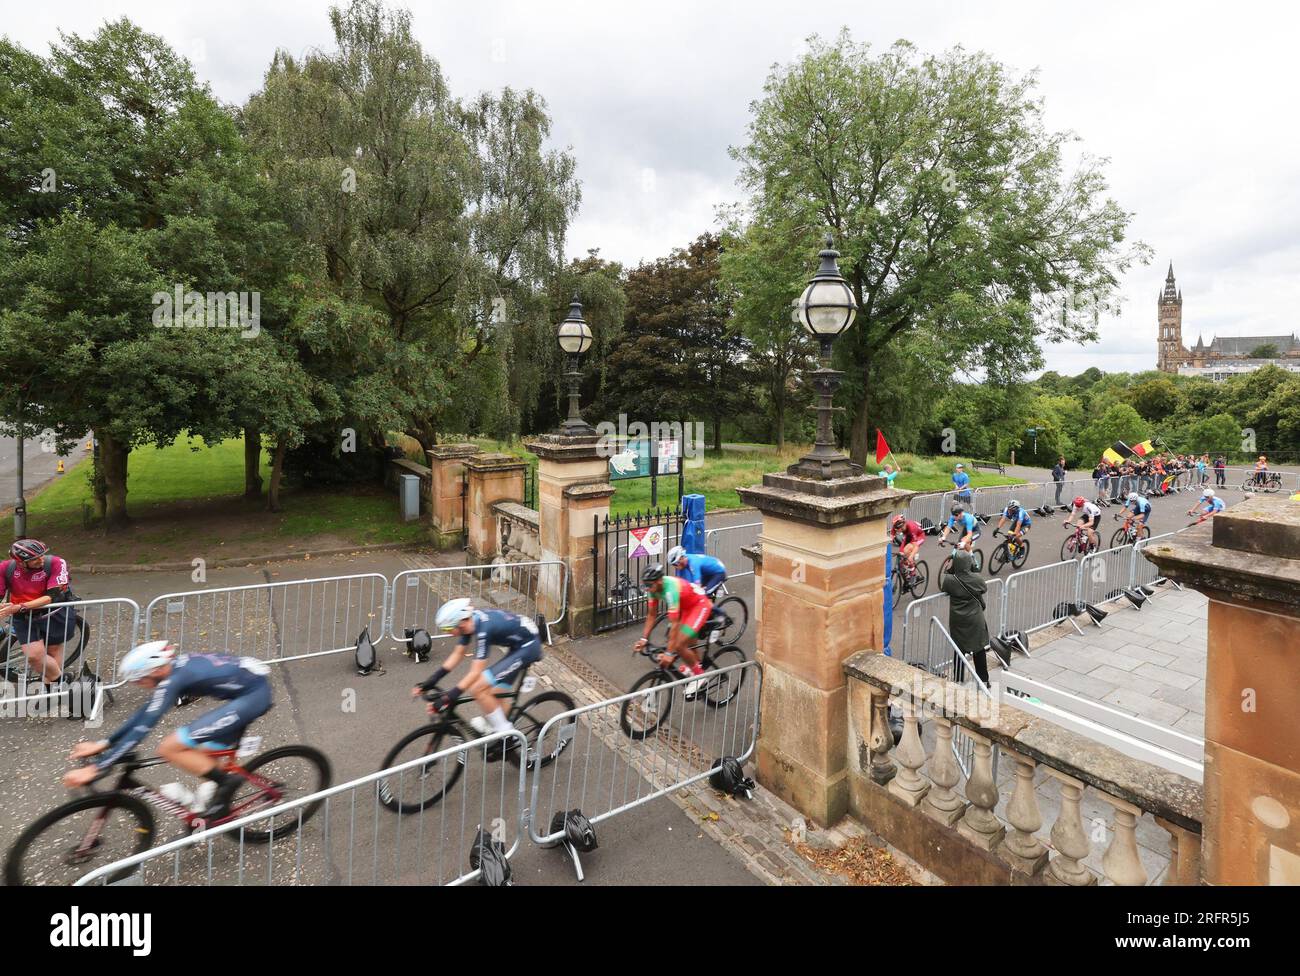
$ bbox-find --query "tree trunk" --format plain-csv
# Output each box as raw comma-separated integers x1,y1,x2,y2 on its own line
243,427,263,498
712,415,722,451
267,440,287,513
91,451,107,520
98,431,130,530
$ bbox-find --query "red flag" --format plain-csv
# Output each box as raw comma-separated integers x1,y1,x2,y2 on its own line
875,429,890,465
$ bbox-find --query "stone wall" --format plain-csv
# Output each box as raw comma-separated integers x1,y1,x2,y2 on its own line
494,502,541,563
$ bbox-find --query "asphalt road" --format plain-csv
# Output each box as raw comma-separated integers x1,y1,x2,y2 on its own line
0,435,90,513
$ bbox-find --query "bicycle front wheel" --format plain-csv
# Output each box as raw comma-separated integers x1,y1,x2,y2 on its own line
5,793,155,886
703,645,747,708
1110,527,1129,549
377,724,466,815
988,544,1008,575
510,690,577,770
619,670,674,740
1011,538,1030,569
1060,536,1077,562
711,596,749,645
911,560,931,599
232,746,332,843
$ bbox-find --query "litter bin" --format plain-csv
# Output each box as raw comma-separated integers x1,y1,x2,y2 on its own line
399,474,420,522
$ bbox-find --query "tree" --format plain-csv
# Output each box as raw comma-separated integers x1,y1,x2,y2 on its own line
1076,403,1147,467
600,234,750,444
731,35,1146,467
1128,378,1182,423
1249,343,1279,359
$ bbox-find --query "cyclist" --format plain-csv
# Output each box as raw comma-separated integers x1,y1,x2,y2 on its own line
890,514,926,573
1064,496,1103,552
665,545,727,598
635,565,709,696
1254,455,1269,487
1122,491,1153,539
414,599,542,740
62,642,273,821
939,502,980,553
0,539,77,683
1187,487,1226,523
993,499,1032,547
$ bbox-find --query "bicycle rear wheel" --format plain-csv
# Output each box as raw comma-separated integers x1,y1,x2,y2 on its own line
228,745,331,843
711,596,748,646
510,690,577,770
5,793,155,886
703,645,747,708
619,670,674,740
377,724,465,815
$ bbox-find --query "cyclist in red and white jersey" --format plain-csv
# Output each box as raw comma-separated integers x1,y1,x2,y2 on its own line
1064,496,1102,551
890,514,925,571
0,540,76,682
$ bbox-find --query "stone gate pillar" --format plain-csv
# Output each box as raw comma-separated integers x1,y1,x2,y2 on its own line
426,444,481,549
738,471,908,825
524,433,613,637
464,453,527,564
1143,495,1300,884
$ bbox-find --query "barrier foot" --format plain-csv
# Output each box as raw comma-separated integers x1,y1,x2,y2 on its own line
560,839,585,882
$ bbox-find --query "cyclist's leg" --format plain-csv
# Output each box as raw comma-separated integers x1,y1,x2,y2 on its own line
164,683,272,777
13,611,61,681
478,639,543,724
673,602,711,668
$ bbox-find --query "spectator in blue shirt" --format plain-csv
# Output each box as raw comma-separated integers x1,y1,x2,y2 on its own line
951,463,972,503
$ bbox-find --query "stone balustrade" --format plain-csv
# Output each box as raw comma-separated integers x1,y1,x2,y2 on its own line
844,652,1203,885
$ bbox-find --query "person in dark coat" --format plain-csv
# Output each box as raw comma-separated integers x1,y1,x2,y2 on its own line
942,549,992,685
1052,457,1066,505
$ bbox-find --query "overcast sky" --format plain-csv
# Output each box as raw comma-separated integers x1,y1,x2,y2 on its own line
7,0,1298,375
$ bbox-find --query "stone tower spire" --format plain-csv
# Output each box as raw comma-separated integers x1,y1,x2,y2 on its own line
1157,262,1186,373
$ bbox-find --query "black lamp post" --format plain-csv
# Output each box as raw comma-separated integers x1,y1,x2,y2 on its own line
556,294,595,437
787,235,862,480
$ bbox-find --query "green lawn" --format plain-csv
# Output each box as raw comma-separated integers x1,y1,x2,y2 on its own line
12,435,426,563
473,439,1021,516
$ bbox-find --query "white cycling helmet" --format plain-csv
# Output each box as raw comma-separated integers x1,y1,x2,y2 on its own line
119,640,177,682
665,545,687,565
434,598,474,632
1203,488,1215,498
1127,492,1138,502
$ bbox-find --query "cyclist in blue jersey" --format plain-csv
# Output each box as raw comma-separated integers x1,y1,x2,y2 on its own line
1187,487,1226,524
939,503,980,553
1124,491,1153,537
63,642,273,820
414,599,542,739
665,545,727,597
993,499,1032,544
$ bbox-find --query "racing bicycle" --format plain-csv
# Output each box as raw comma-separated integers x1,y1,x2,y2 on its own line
619,636,747,740
891,556,931,608
987,529,1030,575
1060,525,1100,561
5,743,330,886
1110,513,1151,548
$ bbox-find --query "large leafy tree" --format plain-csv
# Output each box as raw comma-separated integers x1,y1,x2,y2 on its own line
730,34,1147,466
0,22,294,527
599,234,750,445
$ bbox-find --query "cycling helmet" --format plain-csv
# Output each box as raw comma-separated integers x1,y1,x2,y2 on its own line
434,597,474,632
891,514,906,529
1203,488,1215,498
640,564,665,586
9,539,48,561
119,640,177,682
665,545,686,565
951,504,965,516
1127,492,1138,502
1073,496,1087,508
1008,499,1020,509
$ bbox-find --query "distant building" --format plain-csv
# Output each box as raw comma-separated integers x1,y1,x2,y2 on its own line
1155,263,1300,379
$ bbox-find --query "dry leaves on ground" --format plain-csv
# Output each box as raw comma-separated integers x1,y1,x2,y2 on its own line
796,838,917,885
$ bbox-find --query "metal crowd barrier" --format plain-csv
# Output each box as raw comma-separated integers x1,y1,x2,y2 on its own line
0,597,141,715
528,660,761,846
901,491,946,530
972,484,1020,519
387,560,567,645
1131,532,1175,589
143,574,388,667
75,729,529,887
1001,561,1086,638
1077,545,1139,607
900,577,1004,672
705,522,762,579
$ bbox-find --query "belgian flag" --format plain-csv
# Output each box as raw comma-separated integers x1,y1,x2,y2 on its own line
1131,439,1155,457
1101,441,1134,465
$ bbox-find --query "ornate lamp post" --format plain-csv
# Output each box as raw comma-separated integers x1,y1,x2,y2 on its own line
556,294,595,437
787,235,861,480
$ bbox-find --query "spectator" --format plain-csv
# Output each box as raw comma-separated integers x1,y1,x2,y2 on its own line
1214,454,1227,487
1092,461,1109,504
942,549,1003,686
951,463,972,504
879,463,900,487
0,539,78,683
1196,455,1208,485
1051,456,1066,506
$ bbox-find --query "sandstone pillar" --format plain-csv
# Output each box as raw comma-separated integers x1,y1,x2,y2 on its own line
1143,495,1300,885
426,444,481,549
738,470,908,825
464,453,527,564
524,433,614,637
